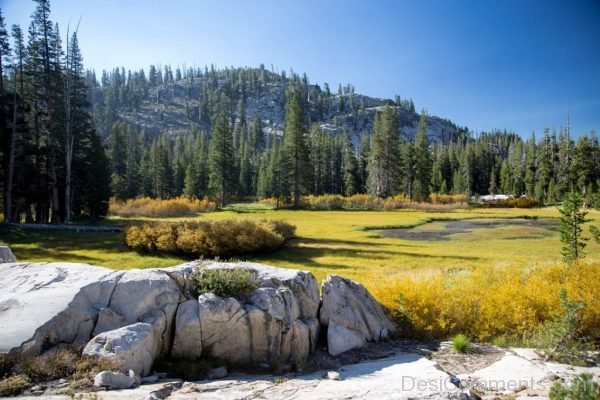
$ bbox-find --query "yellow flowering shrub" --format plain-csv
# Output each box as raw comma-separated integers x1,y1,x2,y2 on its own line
109,196,216,217
368,262,600,341
125,219,295,258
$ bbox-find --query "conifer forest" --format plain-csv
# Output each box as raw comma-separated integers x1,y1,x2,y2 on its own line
1,1,599,224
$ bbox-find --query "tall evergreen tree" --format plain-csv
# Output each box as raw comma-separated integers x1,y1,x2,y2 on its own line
367,106,400,197
282,95,309,208
558,191,588,264
413,112,432,201
208,112,235,207
342,132,359,196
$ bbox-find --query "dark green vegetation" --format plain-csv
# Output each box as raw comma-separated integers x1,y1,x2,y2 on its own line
124,219,295,258
550,373,598,400
559,192,589,264
188,268,258,300
0,1,110,224
2,1,600,225
535,289,590,366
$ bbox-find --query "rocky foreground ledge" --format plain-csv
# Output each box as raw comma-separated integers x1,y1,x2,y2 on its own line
1,260,599,399
0,261,394,376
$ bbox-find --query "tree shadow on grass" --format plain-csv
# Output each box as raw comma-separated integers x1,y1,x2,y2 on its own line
262,237,482,271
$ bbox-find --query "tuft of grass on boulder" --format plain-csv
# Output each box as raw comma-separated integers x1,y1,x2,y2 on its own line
189,268,258,300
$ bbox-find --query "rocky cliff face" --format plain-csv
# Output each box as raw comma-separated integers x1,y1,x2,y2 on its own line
90,69,462,146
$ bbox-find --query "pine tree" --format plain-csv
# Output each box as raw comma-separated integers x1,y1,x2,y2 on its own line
558,191,588,264
401,141,415,198
282,95,309,208
524,133,536,198
208,112,235,207
499,160,512,194
413,112,432,201
342,132,359,196
367,106,400,197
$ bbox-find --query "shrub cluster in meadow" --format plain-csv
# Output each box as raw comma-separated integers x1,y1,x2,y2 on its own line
369,262,600,343
259,193,469,210
109,197,216,218
125,219,295,258
481,197,539,208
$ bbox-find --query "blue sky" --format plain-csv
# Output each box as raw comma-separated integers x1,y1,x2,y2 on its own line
2,0,599,137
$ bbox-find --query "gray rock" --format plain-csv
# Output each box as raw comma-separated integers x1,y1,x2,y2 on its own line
198,289,313,366
305,317,320,353
93,370,138,389
141,374,160,384
209,367,228,379
326,371,341,380
92,307,128,337
83,323,159,376
320,275,396,356
171,299,202,358
108,269,181,353
0,246,16,263
327,321,367,356
1,261,320,370
197,294,251,364
0,262,122,356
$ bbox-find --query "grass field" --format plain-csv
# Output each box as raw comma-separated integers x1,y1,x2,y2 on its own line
2,206,599,281
2,205,599,341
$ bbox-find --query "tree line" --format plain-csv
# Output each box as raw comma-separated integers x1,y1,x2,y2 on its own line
0,1,109,224
1,1,599,224
105,93,600,210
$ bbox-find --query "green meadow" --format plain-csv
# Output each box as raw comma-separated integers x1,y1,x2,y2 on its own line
2,206,599,285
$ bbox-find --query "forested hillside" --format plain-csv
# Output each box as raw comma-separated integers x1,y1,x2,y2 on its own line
1,1,599,223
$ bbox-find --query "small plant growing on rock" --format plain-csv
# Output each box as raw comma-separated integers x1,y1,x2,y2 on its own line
273,377,288,385
549,373,598,400
189,268,258,300
451,334,471,353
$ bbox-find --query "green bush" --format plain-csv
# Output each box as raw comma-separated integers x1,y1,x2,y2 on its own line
550,373,598,400
451,334,471,353
535,289,589,366
125,219,295,258
0,355,14,379
189,268,258,300
0,374,30,397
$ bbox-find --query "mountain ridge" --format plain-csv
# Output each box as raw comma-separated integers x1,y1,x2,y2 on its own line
88,65,466,145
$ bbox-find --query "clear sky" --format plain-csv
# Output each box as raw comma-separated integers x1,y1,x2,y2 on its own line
2,0,599,137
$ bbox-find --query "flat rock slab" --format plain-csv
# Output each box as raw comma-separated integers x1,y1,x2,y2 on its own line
170,353,462,399
458,349,600,396
0,262,121,355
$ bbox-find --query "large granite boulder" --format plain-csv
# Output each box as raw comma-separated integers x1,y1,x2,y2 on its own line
187,262,320,368
83,323,159,376
0,262,122,356
320,275,397,356
1,260,393,375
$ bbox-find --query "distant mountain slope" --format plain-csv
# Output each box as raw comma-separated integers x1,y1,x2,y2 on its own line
89,66,464,145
